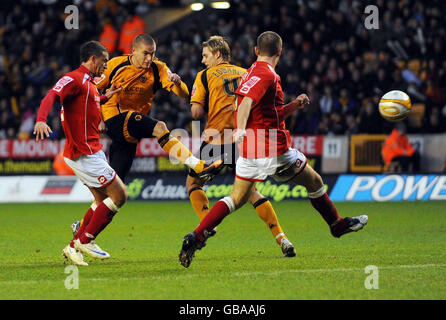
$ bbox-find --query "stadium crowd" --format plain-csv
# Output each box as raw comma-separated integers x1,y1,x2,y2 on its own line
1,0,445,140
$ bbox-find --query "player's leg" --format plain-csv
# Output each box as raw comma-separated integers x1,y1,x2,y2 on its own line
179,177,255,268
186,175,209,221
74,175,127,259
70,139,133,236
186,142,228,221
152,120,223,177
105,112,137,183
71,188,106,242
108,139,137,183
248,189,296,257
64,151,127,260
196,177,255,237
291,164,367,237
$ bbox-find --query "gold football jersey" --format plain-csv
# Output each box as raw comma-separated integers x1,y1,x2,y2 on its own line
96,55,189,121
191,63,246,144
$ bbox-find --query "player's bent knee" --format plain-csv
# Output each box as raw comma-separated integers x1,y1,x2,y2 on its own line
248,189,263,205
186,175,204,192
307,171,324,193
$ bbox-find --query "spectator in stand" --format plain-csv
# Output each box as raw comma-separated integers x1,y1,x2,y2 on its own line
99,19,119,55
382,122,421,172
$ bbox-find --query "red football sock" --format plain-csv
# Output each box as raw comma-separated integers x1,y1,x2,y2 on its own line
70,203,96,248
79,198,118,244
194,198,233,241
309,193,342,226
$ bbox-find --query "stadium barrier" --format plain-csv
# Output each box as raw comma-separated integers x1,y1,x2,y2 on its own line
2,134,444,175
1,173,445,202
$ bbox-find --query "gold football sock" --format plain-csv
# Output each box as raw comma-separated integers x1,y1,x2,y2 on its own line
253,198,286,245
189,187,209,221
158,130,205,173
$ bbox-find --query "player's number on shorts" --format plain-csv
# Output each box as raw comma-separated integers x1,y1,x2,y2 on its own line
223,78,239,96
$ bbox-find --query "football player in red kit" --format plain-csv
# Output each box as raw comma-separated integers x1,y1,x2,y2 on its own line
34,41,125,266
179,31,368,268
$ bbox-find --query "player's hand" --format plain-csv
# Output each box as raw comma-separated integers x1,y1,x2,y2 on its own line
295,94,310,109
99,120,106,133
168,73,181,86
233,128,247,143
33,121,53,141
105,82,122,99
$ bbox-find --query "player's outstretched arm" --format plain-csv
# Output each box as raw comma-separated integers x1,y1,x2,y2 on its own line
100,82,122,104
233,97,253,143
168,72,189,98
34,90,59,141
282,94,310,118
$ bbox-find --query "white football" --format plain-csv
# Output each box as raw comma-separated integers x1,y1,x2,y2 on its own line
378,90,412,122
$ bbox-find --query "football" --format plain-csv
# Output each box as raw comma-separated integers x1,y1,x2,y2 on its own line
378,90,412,121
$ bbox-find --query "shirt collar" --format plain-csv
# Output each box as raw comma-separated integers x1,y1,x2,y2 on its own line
78,65,95,80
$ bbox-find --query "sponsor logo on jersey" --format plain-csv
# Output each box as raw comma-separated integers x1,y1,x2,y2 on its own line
53,76,74,92
239,76,261,94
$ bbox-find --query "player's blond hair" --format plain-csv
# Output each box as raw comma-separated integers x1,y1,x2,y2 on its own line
202,36,231,62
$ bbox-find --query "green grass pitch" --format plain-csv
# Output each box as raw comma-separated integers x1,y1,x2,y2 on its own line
0,201,445,300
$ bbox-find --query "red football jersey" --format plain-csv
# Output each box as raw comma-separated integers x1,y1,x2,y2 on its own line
52,65,103,159
235,61,291,158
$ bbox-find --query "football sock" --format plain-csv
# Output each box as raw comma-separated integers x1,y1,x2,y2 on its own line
158,130,205,173
78,198,119,244
71,202,97,248
189,187,209,221
253,198,286,245
308,187,342,226
194,197,235,241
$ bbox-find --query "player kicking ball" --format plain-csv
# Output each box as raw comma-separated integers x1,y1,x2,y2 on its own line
179,31,368,268
34,41,126,266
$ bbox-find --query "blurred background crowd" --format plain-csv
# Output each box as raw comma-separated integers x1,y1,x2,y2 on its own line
1,0,445,140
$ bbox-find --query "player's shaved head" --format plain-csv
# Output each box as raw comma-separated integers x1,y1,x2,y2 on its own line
132,33,156,49
256,31,282,57
202,36,231,62
80,41,107,63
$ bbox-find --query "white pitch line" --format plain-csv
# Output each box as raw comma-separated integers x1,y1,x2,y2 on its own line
1,264,445,286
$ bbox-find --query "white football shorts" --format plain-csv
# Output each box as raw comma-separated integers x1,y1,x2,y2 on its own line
64,150,116,189
235,148,307,182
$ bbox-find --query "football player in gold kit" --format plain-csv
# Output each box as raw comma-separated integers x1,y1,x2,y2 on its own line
96,33,222,182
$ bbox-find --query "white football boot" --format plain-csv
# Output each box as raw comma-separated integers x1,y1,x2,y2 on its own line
280,238,296,257
73,239,111,260
62,245,88,266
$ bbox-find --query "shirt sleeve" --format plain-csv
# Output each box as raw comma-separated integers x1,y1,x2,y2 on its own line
36,90,60,122
158,61,189,97
235,71,274,106
51,75,80,100
190,70,206,106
